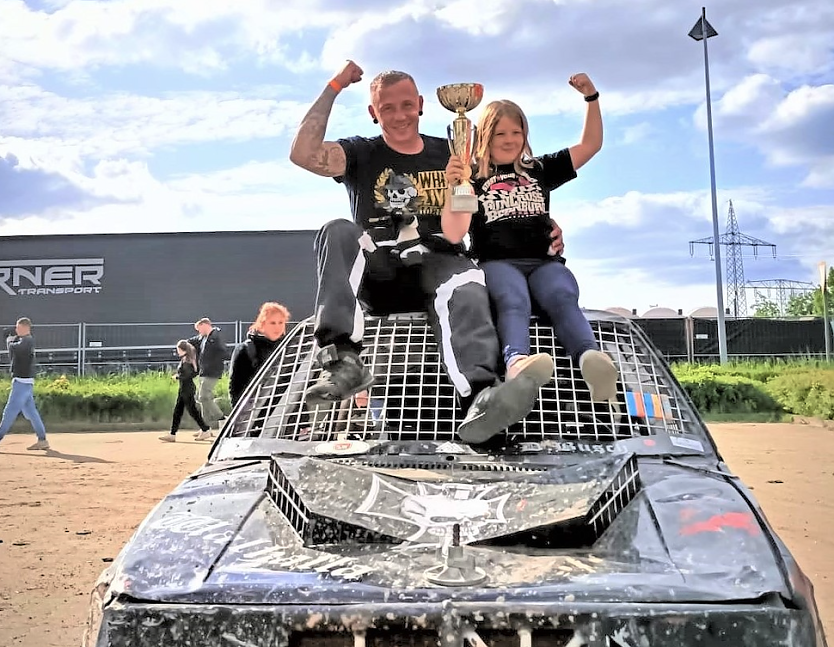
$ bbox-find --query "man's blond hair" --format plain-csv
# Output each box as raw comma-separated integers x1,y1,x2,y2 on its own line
370,70,417,96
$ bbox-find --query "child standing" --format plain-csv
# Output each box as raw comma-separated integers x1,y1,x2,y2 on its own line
442,73,618,443
159,340,212,443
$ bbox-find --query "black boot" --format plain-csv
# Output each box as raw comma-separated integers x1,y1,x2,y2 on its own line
456,375,542,444
305,344,375,405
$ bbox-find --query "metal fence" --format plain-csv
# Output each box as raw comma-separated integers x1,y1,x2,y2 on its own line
0,321,300,376
1,316,831,376
632,316,833,362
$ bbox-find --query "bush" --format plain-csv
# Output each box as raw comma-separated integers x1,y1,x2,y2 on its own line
765,370,834,420
673,366,783,416
0,372,230,424
672,361,834,420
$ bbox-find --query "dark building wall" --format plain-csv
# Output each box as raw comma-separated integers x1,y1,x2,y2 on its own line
0,230,318,325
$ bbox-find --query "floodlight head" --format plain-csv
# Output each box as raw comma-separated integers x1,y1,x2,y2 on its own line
688,10,718,41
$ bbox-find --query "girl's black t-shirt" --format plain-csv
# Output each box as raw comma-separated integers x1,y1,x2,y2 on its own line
470,149,576,261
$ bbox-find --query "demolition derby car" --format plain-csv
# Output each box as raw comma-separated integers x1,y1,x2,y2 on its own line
84,311,827,647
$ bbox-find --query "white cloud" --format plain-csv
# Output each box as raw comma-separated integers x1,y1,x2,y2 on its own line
747,33,834,77
572,261,720,314
696,75,834,188
617,122,654,146
712,74,784,122
761,84,834,168
0,155,350,236
0,0,355,75
0,83,319,159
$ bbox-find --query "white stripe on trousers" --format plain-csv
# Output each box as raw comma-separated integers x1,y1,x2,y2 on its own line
433,268,486,398
348,233,376,344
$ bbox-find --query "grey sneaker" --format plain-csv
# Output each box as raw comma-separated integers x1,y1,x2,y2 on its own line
457,375,541,444
305,345,374,405
26,440,50,451
158,433,176,443
195,430,213,441
579,350,619,401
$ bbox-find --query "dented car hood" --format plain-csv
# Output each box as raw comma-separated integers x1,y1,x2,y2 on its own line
100,449,789,607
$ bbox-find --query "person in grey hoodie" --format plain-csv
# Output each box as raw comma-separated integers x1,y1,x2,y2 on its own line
0,317,49,451
187,317,229,429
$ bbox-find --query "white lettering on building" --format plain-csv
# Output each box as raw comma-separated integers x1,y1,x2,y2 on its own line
0,258,104,297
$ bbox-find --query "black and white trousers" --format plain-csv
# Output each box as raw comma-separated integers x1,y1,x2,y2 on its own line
312,218,500,401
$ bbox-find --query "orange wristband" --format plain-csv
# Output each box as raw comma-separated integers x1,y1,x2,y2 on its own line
328,79,342,93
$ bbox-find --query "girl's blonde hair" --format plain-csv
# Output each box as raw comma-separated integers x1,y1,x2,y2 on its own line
249,302,291,334
473,99,535,180
176,339,197,371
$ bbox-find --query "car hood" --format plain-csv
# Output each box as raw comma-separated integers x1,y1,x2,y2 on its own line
101,455,789,606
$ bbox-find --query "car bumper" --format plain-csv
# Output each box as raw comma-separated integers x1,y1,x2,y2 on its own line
87,598,825,647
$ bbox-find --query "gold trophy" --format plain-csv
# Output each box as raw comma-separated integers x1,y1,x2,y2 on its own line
437,83,484,214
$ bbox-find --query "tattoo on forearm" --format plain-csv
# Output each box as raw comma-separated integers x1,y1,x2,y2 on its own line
291,89,346,176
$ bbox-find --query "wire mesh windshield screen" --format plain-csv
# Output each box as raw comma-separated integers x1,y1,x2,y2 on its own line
226,314,697,444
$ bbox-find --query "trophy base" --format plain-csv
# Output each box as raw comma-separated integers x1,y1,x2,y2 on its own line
450,192,478,214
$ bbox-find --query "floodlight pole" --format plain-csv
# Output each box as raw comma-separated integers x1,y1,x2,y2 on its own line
820,261,832,361
690,7,728,364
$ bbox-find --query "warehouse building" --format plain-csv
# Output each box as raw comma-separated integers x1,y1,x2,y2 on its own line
1,230,319,373
1,229,318,325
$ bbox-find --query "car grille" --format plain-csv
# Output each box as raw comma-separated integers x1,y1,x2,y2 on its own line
226,313,699,444
288,628,576,647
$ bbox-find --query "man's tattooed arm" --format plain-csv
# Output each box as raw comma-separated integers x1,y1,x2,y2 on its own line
289,86,347,178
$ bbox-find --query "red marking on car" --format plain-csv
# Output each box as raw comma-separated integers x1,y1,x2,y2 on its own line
643,439,656,447
517,499,527,511
680,512,760,536
334,442,352,451
679,507,698,522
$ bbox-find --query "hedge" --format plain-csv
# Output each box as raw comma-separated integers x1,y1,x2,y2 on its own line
0,361,832,426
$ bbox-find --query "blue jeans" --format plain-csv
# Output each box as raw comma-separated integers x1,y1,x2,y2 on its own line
0,380,47,441
480,258,599,367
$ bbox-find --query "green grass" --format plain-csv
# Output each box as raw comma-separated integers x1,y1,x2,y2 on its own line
0,360,832,427
0,372,231,425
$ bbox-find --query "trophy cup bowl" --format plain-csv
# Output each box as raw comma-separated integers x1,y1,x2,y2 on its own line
436,83,484,115
436,83,484,214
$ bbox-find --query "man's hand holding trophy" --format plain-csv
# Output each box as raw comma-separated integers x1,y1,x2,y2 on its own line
436,82,484,215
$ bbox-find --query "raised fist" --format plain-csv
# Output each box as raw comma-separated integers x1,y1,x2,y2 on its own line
333,60,364,89
568,73,597,98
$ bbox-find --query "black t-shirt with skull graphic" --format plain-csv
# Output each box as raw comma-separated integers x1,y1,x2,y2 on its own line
471,149,577,261
335,135,452,248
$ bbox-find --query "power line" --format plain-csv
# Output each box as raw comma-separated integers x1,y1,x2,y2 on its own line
689,200,777,317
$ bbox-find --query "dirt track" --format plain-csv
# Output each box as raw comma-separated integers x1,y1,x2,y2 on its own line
0,423,832,646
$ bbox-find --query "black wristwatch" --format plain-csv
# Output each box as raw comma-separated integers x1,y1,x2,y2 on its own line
584,91,600,102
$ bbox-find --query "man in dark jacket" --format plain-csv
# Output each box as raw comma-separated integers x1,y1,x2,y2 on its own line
0,317,50,450
187,317,228,429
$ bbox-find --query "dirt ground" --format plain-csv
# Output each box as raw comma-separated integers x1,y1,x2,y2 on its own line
1,423,832,646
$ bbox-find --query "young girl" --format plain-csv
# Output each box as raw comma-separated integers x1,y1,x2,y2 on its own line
442,73,618,416
159,340,213,443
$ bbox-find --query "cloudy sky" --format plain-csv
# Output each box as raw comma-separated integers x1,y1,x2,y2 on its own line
1,0,833,314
